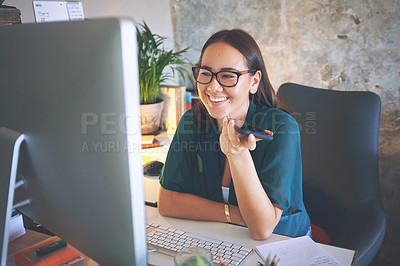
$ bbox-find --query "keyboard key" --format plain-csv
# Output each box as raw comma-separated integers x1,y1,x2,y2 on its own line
175,229,185,235
220,241,233,247
231,253,245,261
238,250,249,256
231,259,241,265
223,258,232,264
240,246,252,253
224,250,233,256
232,244,241,250
216,252,224,257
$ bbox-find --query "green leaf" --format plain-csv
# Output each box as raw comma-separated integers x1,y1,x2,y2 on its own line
137,20,191,104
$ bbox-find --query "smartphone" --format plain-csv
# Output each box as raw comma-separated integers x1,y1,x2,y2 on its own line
234,124,273,141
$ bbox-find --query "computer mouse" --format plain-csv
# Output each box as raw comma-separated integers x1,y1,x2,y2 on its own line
143,161,164,177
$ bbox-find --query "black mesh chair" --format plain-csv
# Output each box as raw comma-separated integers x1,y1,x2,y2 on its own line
277,83,386,266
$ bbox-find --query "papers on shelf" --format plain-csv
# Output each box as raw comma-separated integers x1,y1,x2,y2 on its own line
9,210,25,242
255,236,341,266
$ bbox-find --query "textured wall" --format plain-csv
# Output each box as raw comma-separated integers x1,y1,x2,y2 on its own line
171,0,400,264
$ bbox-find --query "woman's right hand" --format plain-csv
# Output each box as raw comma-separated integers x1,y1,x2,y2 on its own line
220,117,258,158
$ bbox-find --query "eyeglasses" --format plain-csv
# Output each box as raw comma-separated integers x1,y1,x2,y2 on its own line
192,66,256,87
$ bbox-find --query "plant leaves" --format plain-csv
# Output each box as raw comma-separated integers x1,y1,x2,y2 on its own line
137,21,191,104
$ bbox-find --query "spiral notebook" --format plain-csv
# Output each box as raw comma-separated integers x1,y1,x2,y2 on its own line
255,236,341,266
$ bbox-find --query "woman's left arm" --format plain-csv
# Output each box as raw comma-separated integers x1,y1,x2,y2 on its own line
221,118,282,240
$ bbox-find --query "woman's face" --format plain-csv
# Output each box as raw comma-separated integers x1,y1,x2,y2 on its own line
197,42,260,125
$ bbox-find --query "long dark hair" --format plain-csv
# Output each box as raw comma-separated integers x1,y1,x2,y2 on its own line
194,29,278,133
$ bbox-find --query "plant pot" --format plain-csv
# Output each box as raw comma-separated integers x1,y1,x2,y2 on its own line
140,100,164,135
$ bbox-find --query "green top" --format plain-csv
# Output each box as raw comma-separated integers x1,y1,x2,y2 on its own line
159,100,311,237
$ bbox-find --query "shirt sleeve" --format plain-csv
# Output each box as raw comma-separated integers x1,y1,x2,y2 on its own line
257,111,303,216
159,110,199,194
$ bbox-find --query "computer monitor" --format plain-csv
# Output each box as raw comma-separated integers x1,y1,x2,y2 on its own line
0,18,147,265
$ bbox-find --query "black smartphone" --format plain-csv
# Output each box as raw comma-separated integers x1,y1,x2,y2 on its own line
234,124,273,141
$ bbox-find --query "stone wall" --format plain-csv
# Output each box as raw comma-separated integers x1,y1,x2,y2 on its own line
171,0,400,264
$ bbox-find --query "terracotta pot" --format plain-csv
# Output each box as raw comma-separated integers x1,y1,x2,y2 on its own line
140,100,164,134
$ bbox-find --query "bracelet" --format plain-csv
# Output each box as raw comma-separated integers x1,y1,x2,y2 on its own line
224,203,232,223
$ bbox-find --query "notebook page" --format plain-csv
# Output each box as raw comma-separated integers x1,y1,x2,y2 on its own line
255,236,342,266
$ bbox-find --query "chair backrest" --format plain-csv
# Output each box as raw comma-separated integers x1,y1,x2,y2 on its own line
277,83,382,237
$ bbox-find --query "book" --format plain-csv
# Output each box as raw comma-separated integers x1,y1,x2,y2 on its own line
159,86,186,132
255,236,341,266
141,135,161,149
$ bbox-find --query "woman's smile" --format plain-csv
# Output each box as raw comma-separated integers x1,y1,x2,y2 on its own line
207,94,229,104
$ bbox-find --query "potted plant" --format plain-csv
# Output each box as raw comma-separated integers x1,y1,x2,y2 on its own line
137,21,189,134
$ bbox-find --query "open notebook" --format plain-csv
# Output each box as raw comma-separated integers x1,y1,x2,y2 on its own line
255,236,341,266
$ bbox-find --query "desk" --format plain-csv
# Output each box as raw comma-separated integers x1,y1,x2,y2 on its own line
8,209,356,266
145,206,356,266
142,143,356,265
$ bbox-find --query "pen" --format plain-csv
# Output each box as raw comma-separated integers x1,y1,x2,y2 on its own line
257,261,264,266
265,252,271,265
270,254,277,266
63,256,85,265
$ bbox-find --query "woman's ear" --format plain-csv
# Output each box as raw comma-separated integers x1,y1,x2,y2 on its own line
249,70,262,94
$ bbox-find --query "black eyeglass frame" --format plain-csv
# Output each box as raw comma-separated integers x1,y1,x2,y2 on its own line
192,66,257,88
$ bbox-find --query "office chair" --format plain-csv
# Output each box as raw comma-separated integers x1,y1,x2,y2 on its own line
277,83,386,266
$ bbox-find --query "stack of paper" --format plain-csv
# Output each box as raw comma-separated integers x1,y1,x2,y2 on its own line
255,236,341,266
9,210,25,242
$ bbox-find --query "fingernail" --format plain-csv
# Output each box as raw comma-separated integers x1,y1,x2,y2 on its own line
230,119,235,125
223,117,228,122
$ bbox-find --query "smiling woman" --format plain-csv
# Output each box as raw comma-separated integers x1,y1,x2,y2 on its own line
157,29,311,240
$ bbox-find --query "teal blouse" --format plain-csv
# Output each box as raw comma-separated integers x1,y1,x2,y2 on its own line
159,100,311,237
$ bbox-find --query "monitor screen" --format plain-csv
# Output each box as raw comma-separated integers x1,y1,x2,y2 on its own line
0,18,147,265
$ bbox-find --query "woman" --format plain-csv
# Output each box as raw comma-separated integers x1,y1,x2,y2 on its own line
158,29,310,240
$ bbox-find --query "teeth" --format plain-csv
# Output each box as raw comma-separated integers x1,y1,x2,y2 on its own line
209,95,228,102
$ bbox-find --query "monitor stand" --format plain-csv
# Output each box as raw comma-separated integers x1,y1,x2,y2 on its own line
0,127,24,266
